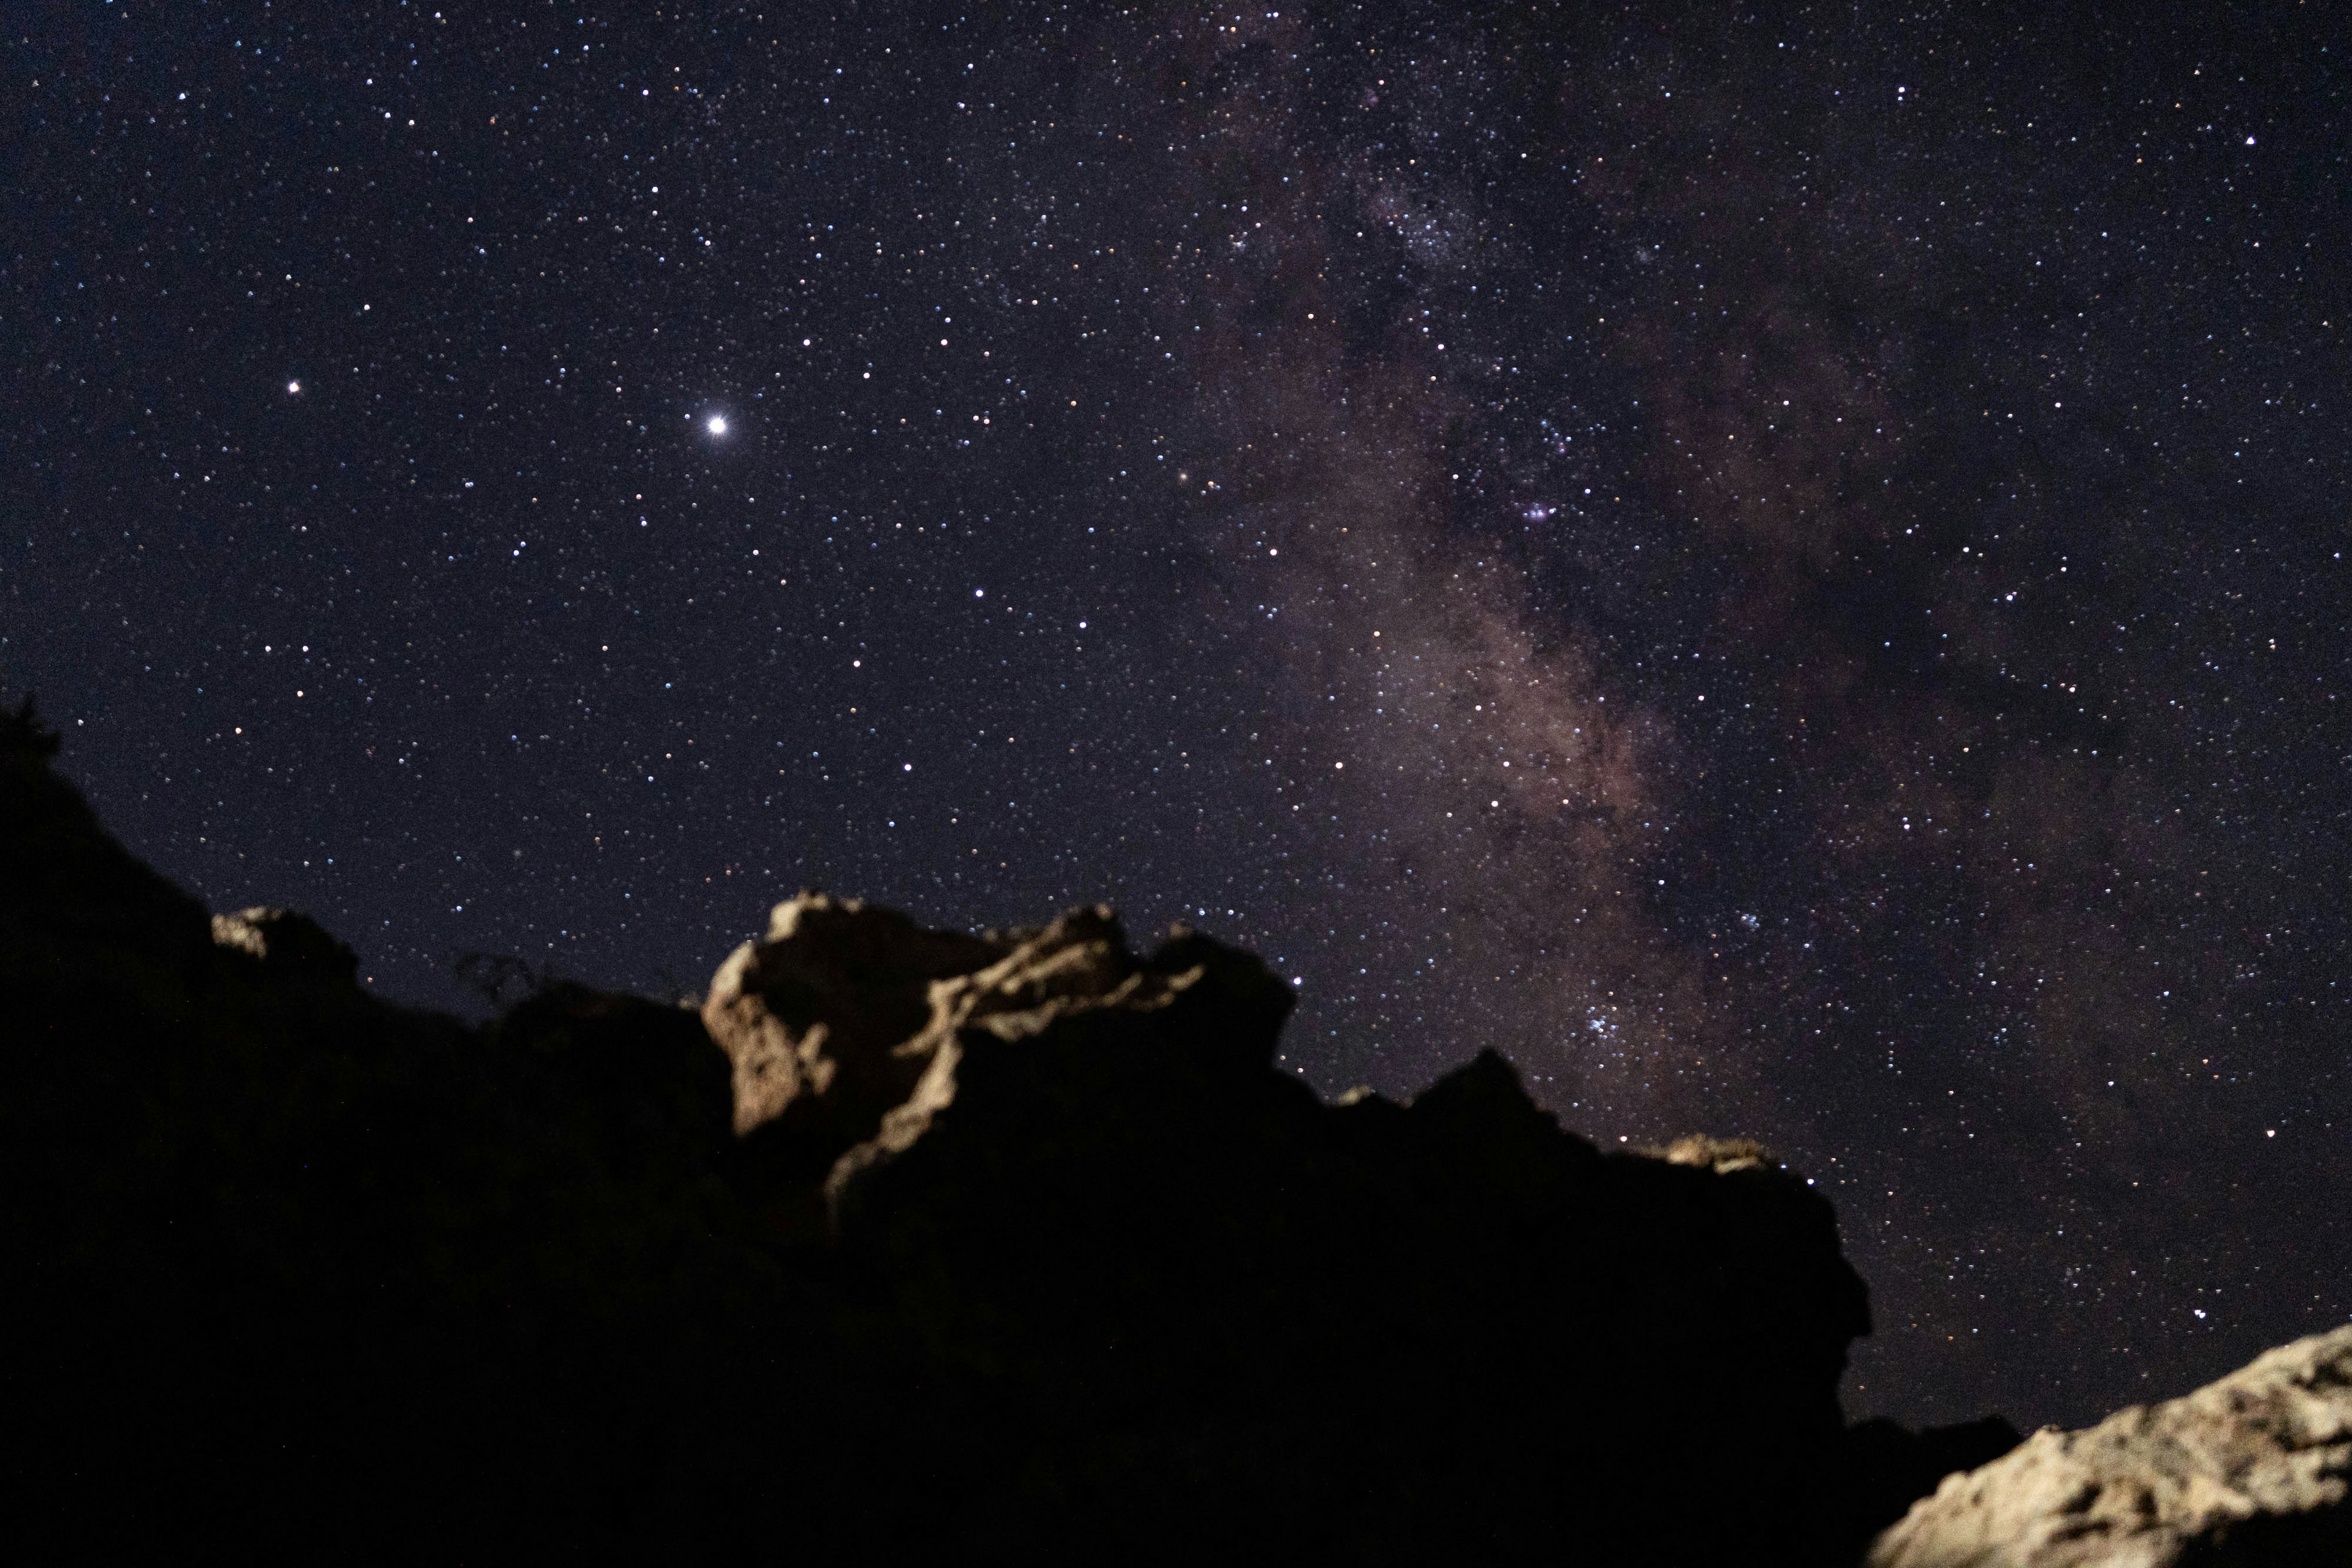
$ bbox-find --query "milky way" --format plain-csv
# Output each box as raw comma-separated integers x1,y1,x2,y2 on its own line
11,1,2346,1431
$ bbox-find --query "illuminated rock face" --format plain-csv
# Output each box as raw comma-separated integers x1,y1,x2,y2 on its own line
702,893,1296,1230
211,905,360,983
700,887,1882,1561
1869,1326,2352,1568
6,693,2020,1565
702,892,1007,1140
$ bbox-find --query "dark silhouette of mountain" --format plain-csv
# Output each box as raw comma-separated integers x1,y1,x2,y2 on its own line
6,695,2023,1563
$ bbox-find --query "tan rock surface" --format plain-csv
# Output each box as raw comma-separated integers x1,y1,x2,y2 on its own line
821,903,1212,1213
700,891,1004,1140
210,905,360,984
1868,1325,2352,1567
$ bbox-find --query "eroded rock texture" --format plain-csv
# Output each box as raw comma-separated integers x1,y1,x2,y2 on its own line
707,885,1877,1559
1869,1325,2352,1567
2,695,2027,1563
210,905,361,983
702,891,1006,1141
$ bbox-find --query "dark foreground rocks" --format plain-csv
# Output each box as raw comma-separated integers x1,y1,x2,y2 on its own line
1867,1325,2352,1567
9,697,2005,1563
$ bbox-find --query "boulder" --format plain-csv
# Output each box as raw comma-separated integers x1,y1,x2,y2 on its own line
702,891,1006,1144
1867,1325,2352,1567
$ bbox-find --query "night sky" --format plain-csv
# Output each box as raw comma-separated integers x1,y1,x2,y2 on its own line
12,1,2348,1434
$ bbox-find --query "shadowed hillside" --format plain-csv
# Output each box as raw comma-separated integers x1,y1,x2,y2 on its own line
7,697,2021,1563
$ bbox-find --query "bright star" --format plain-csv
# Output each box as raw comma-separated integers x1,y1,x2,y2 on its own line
287,381,301,394
707,415,728,435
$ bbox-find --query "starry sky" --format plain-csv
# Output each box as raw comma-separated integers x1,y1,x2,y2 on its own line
11,1,2348,1433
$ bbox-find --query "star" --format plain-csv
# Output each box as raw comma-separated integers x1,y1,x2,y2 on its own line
27,0,2343,1451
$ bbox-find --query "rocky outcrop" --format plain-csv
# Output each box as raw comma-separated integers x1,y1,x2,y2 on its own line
707,887,1873,1560
212,904,361,983
1868,1325,2352,1566
702,891,1007,1141
1,693,2027,1563
702,896,1296,1235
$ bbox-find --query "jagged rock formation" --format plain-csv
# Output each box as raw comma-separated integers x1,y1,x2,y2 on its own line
699,886,1892,1558
1868,1325,2352,1567
4,695,2032,1563
703,892,1007,1142
210,905,361,982
701,893,1295,1235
